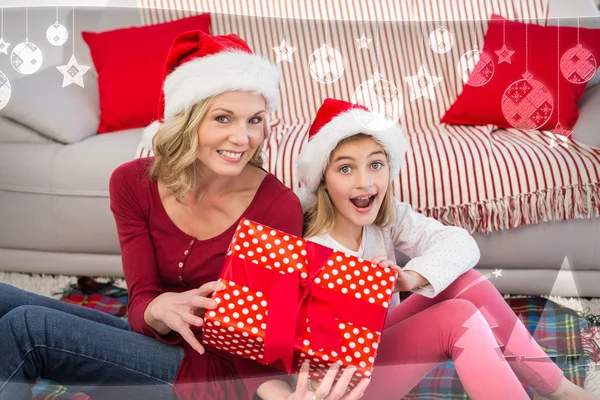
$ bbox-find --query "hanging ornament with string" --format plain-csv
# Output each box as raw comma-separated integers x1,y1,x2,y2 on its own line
494,18,515,64
0,8,11,55
47,6,68,46
351,21,403,131
458,45,494,86
56,7,90,88
403,20,442,102
560,17,596,84
308,21,344,84
548,18,572,147
355,21,372,50
429,25,454,54
501,19,553,130
11,7,43,75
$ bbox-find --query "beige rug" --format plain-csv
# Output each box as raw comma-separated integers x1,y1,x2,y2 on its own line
1,271,599,397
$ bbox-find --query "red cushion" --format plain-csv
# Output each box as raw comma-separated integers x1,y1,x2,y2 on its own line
441,15,600,131
82,14,211,134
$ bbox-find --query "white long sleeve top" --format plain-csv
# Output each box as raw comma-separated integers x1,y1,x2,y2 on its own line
306,197,481,298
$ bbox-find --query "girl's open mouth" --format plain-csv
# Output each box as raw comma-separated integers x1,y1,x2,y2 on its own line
350,195,375,209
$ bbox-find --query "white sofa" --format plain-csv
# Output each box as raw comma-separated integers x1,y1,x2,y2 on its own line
1,1,599,297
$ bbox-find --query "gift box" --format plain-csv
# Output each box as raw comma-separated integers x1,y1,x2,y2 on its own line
202,218,397,384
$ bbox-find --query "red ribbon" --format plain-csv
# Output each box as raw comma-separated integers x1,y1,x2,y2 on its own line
221,240,387,374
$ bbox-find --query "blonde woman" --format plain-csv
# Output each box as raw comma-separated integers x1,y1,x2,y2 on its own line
0,32,369,400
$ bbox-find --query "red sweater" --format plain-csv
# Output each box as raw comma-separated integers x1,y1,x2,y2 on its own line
109,158,304,400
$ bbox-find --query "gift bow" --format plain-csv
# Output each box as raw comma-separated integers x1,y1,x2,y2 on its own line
221,239,388,374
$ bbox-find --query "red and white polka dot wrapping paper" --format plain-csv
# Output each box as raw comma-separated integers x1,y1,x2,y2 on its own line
202,218,397,385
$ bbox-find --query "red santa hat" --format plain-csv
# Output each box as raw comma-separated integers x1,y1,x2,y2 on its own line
140,30,280,149
296,98,409,210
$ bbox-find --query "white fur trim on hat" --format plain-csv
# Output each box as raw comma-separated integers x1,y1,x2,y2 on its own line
296,110,409,211
135,120,161,158
163,51,280,119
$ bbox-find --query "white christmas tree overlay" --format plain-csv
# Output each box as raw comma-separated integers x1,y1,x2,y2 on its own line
403,65,442,102
454,309,504,361
272,39,297,64
56,55,90,88
503,257,583,364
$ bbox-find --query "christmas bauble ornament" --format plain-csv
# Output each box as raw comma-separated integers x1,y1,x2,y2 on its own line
351,73,403,131
429,26,454,54
308,44,344,84
11,41,43,74
0,71,11,111
560,43,597,84
457,47,494,86
501,72,554,130
46,23,69,46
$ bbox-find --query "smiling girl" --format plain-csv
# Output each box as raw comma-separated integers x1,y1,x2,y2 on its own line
293,98,591,400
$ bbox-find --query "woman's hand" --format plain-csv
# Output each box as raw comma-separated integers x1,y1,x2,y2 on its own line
370,257,428,292
145,280,225,354
287,362,369,400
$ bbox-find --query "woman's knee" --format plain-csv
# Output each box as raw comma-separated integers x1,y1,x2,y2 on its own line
1,305,49,343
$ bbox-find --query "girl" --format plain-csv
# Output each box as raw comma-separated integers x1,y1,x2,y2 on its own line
291,98,592,400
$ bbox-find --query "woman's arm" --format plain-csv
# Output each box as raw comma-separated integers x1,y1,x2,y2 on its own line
109,162,181,343
389,197,480,297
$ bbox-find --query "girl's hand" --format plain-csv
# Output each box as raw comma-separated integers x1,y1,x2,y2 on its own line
370,257,428,292
288,361,369,400
146,280,225,354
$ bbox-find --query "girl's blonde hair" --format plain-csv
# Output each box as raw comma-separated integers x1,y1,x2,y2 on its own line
303,134,394,238
148,96,268,203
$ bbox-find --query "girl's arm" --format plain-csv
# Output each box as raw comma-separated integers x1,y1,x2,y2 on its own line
389,197,480,298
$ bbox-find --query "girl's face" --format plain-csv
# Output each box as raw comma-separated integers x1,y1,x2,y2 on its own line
324,136,390,229
196,91,266,176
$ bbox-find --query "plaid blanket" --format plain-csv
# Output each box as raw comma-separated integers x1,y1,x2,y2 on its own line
32,280,590,400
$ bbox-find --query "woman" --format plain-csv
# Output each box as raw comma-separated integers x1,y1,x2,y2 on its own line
0,31,367,400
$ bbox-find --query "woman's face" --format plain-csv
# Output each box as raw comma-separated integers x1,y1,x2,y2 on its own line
324,136,390,229
196,91,266,176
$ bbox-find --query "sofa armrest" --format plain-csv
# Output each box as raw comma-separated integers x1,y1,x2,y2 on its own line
0,65,99,145
573,83,600,148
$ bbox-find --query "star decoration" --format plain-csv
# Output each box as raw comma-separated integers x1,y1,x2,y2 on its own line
272,39,297,64
492,269,503,278
355,33,372,50
0,37,11,55
494,45,515,64
402,64,442,102
56,55,90,88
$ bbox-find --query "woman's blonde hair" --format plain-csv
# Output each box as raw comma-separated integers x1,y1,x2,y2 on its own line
148,96,268,203
303,133,394,238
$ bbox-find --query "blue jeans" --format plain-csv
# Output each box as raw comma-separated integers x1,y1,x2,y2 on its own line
0,283,184,400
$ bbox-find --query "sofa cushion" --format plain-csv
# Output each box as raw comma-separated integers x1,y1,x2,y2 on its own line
441,14,600,131
0,66,100,144
0,116,55,144
82,13,211,134
0,128,142,196
573,83,600,147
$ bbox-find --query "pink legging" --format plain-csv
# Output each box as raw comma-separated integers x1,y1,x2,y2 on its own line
363,269,564,400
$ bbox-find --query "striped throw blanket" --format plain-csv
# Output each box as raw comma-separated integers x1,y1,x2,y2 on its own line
135,0,600,235
32,279,589,399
